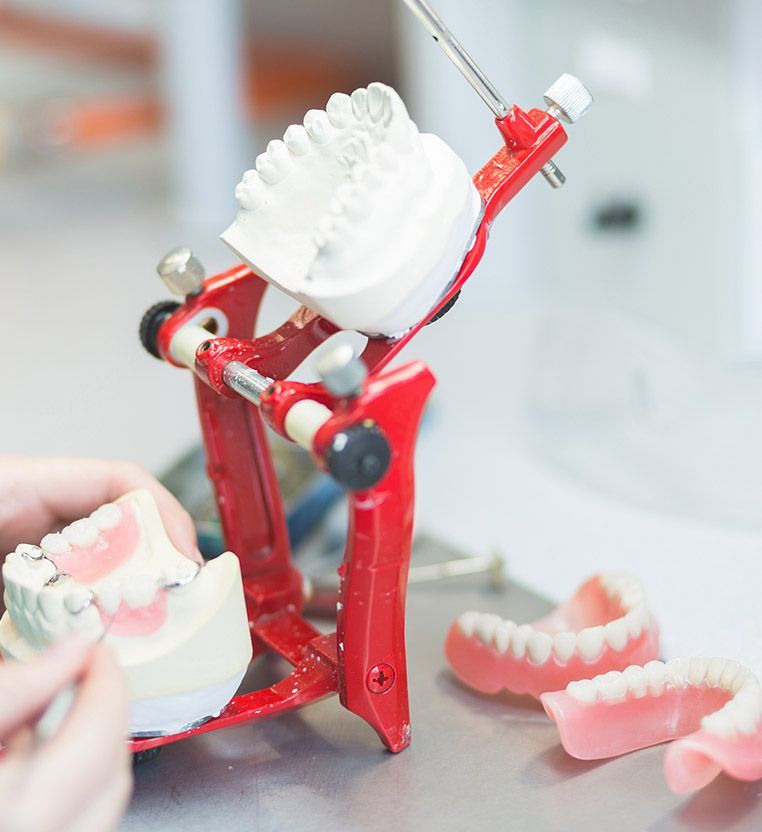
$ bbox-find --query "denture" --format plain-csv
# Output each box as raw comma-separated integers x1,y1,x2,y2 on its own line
445,572,659,700
221,82,482,336
0,489,252,736
541,658,762,794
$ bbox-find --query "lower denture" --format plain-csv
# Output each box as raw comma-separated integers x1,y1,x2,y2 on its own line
541,659,762,794
102,590,168,637
445,573,660,700
46,504,139,583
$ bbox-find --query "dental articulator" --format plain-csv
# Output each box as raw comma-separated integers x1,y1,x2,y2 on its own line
3,1,594,757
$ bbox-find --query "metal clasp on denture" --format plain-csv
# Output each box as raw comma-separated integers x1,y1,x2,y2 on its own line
160,561,203,590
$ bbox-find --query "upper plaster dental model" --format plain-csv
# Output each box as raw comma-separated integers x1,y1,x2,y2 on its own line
541,657,762,794
0,489,252,736
446,572,659,700
221,82,483,336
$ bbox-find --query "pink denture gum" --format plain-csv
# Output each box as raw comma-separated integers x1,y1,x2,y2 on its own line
446,572,660,700
541,658,762,794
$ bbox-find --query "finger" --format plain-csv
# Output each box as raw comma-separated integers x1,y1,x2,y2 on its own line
4,457,199,560
66,766,133,832
29,645,131,827
0,638,92,739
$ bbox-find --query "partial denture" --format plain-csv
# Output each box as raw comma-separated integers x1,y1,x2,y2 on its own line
222,82,483,336
0,489,251,736
445,572,659,700
541,657,762,794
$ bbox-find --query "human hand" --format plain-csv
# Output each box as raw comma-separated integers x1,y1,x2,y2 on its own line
0,456,199,561
0,639,132,832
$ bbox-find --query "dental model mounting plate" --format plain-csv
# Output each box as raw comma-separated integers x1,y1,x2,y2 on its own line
0,489,252,736
446,572,660,699
221,82,482,336
542,657,762,794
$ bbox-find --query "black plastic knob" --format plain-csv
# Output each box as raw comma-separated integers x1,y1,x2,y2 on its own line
325,423,391,491
139,300,181,359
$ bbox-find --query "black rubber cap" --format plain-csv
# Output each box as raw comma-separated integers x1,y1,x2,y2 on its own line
139,300,180,359
326,423,391,491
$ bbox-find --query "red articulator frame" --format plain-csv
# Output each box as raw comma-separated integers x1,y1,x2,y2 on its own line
132,106,566,755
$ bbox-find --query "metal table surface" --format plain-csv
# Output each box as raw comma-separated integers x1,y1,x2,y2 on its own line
123,539,762,832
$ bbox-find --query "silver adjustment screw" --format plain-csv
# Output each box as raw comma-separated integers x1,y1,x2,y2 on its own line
544,73,594,124
157,245,205,296
540,73,593,189
316,343,367,398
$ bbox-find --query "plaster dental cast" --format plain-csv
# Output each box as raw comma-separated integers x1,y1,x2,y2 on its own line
0,456,198,831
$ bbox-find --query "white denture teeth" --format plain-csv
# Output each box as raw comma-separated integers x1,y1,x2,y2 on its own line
122,575,159,609
510,624,534,660
665,657,691,687
598,671,628,703
474,613,502,645
62,519,99,548
41,532,71,556
457,610,480,638
527,631,553,665
161,560,202,590
622,665,648,698
567,678,597,704
604,618,629,652
552,631,577,663
97,582,122,617
644,660,667,695
577,625,606,661
493,620,515,654
90,503,120,531
222,82,482,336
64,587,94,615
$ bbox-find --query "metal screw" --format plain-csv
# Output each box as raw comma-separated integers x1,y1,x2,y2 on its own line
157,246,206,297
540,160,566,189
316,343,367,398
366,663,396,694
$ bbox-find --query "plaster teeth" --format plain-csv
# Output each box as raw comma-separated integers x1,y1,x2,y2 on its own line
374,143,401,174
303,109,332,144
283,123,310,156
326,92,353,128
367,82,389,123
122,575,158,609
644,660,667,695
527,631,553,664
235,173,263,211
335,184,372,221
665,657,691,687
350,87,368,119
255,151,284,185
622,665,648,698
474,613,502,644
41,533,71,556
567,678,597,704
604,618,629,652
493,620,515,654
266,139,293,177
62,519,99,548
552,631,577,662
577,625,606,661
510,624,533,660
38,586,65,622
90,503,120,531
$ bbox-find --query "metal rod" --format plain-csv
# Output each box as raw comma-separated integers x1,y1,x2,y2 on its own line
221,360,274,406
399,0,510,119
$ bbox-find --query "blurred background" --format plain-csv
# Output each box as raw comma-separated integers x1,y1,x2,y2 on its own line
3,0,762,668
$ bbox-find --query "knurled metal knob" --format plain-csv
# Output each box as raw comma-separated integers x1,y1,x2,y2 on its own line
316,343,367,398
157,246,205,296
544,74,593,124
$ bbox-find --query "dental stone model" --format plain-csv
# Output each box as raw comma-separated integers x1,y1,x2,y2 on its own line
542,658,762,794
446,572,659,700
222,82,482,336
0,489,252,736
